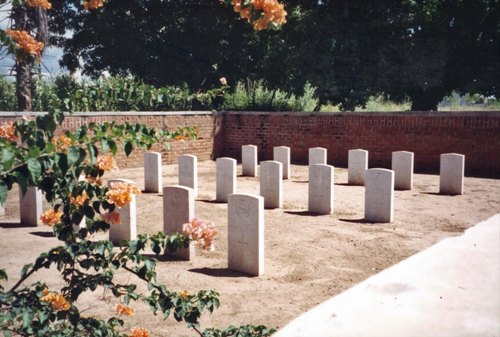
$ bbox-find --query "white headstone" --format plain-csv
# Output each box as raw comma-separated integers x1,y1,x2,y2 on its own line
216,157,237,202
178,154,198,196
348,149,368,185
273,146,291,179
392,151,414,190
108,179,137,244
19,186,42,226
309,147,327,166
260,161,283,209
144,152,162,193
308,164,334,214
242,145,258,177
163,185,195,260
440,153,465,195
228,193,264,276
365,168,394,223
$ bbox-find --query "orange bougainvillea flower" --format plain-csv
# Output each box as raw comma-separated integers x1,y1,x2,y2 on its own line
40,209,63,226
174,134,185,141
5,30,44,57
115,303,135,316
101,211,121,225
83,0,104,10
231,0,286,30
129,327,150,337
96,153,117,171
0,121,18,142
179,290,189,299
182,218,218,251
86,175,103,186
70,191,89,207
105,182,141,208
51,134,72,152
26,0,52,9
41,289,71,311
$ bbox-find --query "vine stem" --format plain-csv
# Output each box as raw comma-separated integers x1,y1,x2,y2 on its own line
8,266,36,293
192,325,205,337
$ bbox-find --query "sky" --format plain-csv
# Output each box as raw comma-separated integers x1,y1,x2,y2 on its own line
0,4,65,78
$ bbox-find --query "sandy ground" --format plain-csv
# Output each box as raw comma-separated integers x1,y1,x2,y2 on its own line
1,161,499,336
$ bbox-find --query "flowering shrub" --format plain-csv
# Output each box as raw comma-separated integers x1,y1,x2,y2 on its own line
229,0,287,30
0,111,276,337
183,218,218,251
4,30,45,58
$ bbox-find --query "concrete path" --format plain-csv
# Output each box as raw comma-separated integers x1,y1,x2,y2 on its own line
275,214,500,337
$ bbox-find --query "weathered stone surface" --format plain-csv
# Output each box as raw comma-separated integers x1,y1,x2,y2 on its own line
228,193,265,276
309,147,327,166
108,179,137,244
216,157,237,202
392,151,414,190
0,204,4,216
242,145,258,177
260,161,283,209
163,185,195,260
19,187,42,226
273,146,291,179
348,149,368,185
308,164,334,214
144,152,162,193
364,168,394,223
440,153,465,195
179,154,198,196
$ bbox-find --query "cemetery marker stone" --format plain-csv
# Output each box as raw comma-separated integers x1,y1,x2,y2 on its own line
163,185,195,260
392,151,414,190
242,145,258,177
19,186,42,226
179,154,198,196
440,153,465,195
348,149,368,185
260,161,283,209
364,168,394,223
273,146,290,179
228,193,264,276
309,147,327,166
216,157,237,202
144,152,162,193
308,164,334,214
108,179,137,244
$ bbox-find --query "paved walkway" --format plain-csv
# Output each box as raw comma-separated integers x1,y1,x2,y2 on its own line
275,214,500,337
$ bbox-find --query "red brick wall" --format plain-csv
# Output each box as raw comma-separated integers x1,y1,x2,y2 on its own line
0,112,223,168
220,111,500,178
1,111,499,177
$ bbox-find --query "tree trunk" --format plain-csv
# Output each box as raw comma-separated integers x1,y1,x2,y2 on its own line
12,5,32,112
15,61,32,112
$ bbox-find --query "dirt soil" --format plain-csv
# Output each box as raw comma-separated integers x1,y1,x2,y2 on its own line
1,161,499,336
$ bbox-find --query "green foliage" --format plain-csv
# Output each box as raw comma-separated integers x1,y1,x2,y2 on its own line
221,80,319,112
0,77,16,111
47,0,499,111
0,110,275,336
25,75,224,112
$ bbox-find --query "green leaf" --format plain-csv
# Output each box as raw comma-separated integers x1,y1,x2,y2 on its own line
28,146,40,158
0,149,15,168
67,146,85,166
0,269,7,281
101,138,109,154
124,141,133,157
21,263,33,278
27,158,42,182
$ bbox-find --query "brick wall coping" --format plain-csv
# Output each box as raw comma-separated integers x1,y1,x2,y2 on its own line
0,111,214,117
219,110,500,117
1,110,499,117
